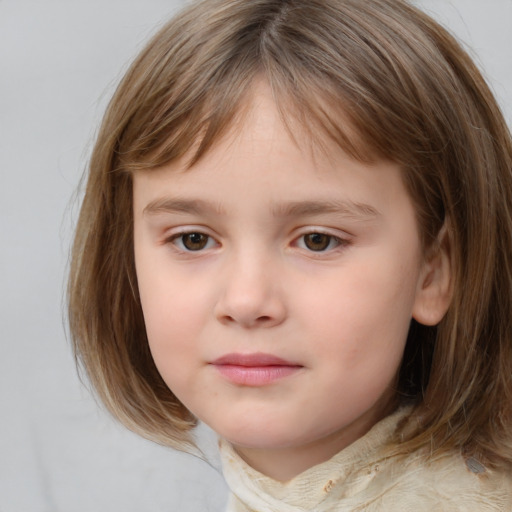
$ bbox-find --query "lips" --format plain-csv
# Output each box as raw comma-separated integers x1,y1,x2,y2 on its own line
210,352,303,386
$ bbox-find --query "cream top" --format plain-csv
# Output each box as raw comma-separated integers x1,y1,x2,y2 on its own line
219,409,512,511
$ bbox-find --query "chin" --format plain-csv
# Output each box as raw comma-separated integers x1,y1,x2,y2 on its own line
213,419,300,449
217,418,332,452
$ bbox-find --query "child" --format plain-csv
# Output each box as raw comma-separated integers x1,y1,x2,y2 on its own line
68,0,512,509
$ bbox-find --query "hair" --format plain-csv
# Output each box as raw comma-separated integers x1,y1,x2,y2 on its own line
69,0,512,466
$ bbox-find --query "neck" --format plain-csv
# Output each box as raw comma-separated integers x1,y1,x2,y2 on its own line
232,396,397,482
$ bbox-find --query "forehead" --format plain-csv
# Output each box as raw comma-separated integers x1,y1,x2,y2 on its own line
138,81,370,178
133,82,415,232
144,79,379,177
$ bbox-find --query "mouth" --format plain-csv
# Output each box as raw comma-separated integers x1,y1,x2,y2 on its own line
210,352,303,386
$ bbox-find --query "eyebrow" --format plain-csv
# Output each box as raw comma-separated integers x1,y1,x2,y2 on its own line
143,197,380,220
143,198,226,216
271,200,381,220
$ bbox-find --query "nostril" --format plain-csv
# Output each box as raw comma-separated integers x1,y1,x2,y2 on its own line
220,314,273,326
214,292,286,328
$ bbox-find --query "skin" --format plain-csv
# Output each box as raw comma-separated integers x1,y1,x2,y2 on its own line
133,83,449,481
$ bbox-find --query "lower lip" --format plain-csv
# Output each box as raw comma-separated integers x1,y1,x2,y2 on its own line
213,364,301,386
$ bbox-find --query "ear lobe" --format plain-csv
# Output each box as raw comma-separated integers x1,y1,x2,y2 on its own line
412,223,453,326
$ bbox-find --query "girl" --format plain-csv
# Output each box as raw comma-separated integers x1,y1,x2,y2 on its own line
69,0,512,509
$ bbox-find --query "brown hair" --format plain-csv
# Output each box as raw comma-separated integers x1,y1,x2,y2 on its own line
69,0,512,465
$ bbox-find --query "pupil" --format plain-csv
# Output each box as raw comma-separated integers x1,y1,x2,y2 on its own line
305,233,330,251
184,233,207,250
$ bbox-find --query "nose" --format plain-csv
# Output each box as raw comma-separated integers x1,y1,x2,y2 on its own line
214,251,286,328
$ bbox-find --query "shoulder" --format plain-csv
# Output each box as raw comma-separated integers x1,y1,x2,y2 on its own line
365,450,512,511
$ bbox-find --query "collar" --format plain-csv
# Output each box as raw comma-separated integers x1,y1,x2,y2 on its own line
219,408,410,512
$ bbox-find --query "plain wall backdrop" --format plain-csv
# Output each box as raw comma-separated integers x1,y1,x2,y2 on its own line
0,1,510,511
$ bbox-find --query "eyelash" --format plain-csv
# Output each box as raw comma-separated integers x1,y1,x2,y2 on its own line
165,230,350,254
294,232,348,252
166,231,218,252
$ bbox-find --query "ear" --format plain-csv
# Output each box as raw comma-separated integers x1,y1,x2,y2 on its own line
412,223,453,326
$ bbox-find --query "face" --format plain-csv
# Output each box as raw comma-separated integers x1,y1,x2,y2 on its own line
133,84,428,479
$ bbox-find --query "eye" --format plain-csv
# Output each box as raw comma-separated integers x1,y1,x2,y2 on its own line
169,232,216,251
297,232,344,252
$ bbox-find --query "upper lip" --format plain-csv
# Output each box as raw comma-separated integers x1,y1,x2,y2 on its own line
211,352,301,367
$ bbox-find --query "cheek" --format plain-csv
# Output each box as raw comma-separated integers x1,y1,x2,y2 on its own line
298,254,419,369
138,285,206,398
140,282,206,352
134,251,210,382
136,242,205,326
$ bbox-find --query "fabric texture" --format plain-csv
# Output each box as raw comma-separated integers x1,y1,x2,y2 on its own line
219,408,512,511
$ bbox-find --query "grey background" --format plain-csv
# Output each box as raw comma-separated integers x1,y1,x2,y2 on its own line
1,1,510,511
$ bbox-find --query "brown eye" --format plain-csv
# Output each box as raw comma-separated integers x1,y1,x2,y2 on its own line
303,233,334,251
181,232,210,251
